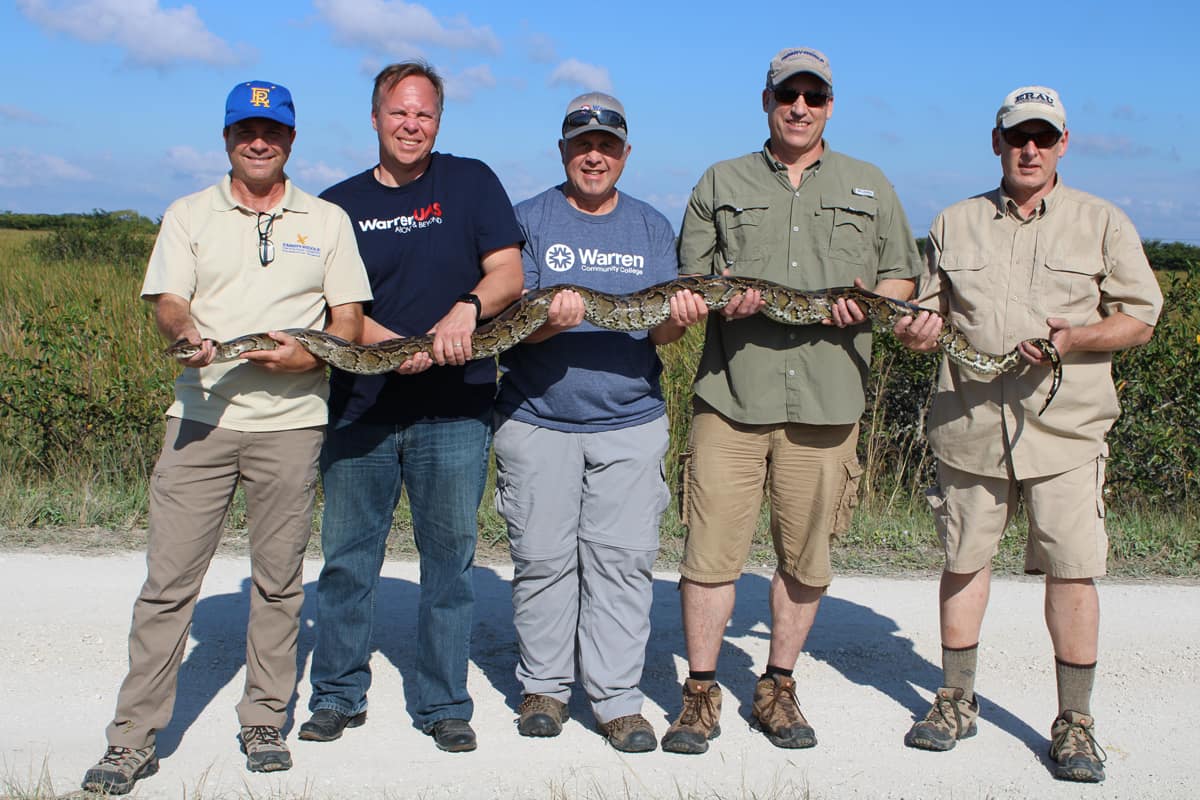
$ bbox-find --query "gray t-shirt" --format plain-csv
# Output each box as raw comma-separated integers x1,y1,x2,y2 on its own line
496,185,679,432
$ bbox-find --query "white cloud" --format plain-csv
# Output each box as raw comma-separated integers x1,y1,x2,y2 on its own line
0,148,93,188
315,0,500,56
290,159,348,190
0,105,49,125
16,0,250,69
524,32,557,64
548,59,612,93
163,145,227,184
1071,134,1157,160
444,65,497,102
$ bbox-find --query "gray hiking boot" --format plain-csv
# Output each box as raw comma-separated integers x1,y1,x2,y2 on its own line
239,725,292,772
1050,710,1106,782
81,745,158,795
904,687,979,751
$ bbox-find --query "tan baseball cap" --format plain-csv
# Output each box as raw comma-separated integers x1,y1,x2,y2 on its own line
766,47,833,89
996,85,1067,132
561,92,627,142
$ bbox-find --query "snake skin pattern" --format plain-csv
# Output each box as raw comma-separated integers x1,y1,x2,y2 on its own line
166,275,1062,414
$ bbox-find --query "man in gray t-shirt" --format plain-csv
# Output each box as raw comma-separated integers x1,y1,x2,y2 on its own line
493,92,707,752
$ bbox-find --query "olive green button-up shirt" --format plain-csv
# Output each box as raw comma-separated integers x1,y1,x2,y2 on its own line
678,145,922,425
918,181,1163,479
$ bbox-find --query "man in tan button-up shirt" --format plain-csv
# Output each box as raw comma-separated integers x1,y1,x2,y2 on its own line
895,86,1162,783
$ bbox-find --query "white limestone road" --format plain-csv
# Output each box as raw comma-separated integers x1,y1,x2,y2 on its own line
1,551,1196,799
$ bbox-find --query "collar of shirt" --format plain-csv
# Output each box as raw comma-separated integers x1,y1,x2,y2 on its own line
995,176,1063,222
212,173,311,216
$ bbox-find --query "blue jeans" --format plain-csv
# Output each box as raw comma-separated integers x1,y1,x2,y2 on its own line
309,415,491,730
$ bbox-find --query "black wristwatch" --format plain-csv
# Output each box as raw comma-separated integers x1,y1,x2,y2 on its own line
456,292,482,323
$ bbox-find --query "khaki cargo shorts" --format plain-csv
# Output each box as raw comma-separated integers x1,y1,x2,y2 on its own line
927,450,1109,579
677,400,862,587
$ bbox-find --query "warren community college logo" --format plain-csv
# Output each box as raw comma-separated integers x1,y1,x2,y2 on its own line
545,243,575,272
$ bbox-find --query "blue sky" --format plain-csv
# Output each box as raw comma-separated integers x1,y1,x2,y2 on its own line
2,0,1197,242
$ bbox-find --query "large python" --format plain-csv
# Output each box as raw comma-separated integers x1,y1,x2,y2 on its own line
167,275,1062,414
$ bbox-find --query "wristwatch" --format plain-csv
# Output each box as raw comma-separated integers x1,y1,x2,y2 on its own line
456,292,482,323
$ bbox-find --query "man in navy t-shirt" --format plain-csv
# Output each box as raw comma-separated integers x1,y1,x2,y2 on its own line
300,61,523,753
494,92,708,752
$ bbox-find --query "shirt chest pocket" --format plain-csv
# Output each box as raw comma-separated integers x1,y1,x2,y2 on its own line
714,197,770,269
821,194,877,265
1037,255,1103,316
937,251,990,314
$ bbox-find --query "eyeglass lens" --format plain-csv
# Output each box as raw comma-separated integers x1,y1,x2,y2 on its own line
772,87,831,107
257,212,275,266
1001,128,1061,149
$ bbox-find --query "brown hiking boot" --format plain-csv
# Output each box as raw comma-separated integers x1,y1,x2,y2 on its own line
751,674,816,749
598,713,657,753
661,678,722,754
239,725,292,772
517,694,569,737
904,687,979,751
81,745,158,795
1050,710,1106,782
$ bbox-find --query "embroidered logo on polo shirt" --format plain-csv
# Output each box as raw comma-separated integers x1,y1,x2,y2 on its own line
281,233,321,257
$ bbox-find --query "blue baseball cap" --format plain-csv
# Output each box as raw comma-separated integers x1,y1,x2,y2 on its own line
224,80,295,128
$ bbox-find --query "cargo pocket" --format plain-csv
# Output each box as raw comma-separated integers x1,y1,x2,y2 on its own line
832,458,864,537
676,448,694,528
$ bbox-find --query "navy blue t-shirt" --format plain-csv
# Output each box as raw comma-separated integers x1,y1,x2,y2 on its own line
320,153,522,424
496,186,679,432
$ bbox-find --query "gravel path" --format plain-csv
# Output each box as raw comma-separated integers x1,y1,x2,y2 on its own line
2,552,1196,799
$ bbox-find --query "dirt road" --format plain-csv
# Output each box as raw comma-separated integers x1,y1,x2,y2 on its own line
2,552,1196,798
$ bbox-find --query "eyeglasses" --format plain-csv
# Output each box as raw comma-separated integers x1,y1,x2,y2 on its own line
772,87,832,108
999,127,1062,149
256,212,275,267
562,108,628,137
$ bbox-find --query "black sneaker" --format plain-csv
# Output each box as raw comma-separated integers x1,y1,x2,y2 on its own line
239,725,292,772
81,745,158,795
299,708,367,742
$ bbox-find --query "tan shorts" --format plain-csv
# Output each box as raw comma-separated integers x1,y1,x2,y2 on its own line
677,400,862,586
927,451,1108,579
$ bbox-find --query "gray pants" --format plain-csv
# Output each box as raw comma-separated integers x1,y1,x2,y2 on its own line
106,417,322,748
493,415,668,724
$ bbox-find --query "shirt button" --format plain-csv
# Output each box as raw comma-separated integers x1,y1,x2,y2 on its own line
792,226,800,232
790,261,798,267
794,191,801,197
787,369,795,376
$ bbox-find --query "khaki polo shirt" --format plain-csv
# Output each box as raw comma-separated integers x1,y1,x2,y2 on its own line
678,145,922,425
141,174,373,432
918,181,1162,479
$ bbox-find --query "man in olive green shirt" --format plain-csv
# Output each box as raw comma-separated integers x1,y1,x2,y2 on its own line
895,86,1161,783
662,46,922,754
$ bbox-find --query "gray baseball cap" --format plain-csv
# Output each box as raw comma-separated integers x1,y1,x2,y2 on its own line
766,47,833,89
561,92,628,142
996,85,1067,132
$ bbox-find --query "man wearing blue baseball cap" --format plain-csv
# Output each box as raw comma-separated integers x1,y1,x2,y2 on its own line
82,80,371,794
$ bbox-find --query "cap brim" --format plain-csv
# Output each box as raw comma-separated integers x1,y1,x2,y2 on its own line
999,109,1065,133
562,124,626,142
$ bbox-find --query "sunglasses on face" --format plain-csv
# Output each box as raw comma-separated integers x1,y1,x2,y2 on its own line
771,87,831,108
562,108,628,137
257,211,275,267
1000,127,1062,149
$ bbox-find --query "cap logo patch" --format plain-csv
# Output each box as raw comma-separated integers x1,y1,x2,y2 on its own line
250,86,272,108
782,48,827,64
1015,91,1054,106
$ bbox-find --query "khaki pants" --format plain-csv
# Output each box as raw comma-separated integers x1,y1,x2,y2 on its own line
106,417,322,748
